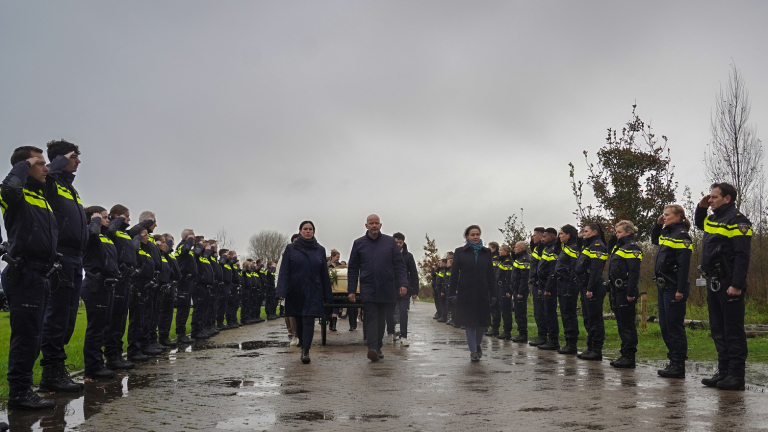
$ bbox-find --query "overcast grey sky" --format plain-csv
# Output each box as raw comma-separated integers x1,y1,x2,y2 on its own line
2,1,767,260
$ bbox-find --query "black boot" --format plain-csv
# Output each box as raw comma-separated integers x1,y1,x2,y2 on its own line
557,339,577,355
577,342,593,359
484,328,499,337
159,338,178,347
538,340,560,350
330,317,337,332
580,343,602,361
612,353,636,369
497,332,511,340
7,388,56,410
177,334,195,344
528,336,547,346
433,312,440,319
38,363,84,393
511,334,528,343
716,375,745,391
301,347,311,364
85,368,116,379
658,361,685,379
701,370,728,387
106,355,136,370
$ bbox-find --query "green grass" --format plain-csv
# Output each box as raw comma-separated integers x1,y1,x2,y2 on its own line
0,305,267,398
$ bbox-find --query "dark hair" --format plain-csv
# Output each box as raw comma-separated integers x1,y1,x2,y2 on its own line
533,227,545,233
299,220,315,233
84,205,107,223
488,241,499,250
220,249,229,255
711,182,738,203
256,259,263,265
544,227,557,235
195,235,205,243
560,224,578,241
290,234,299,242
46,139,80,161
440,259,447,264
586,222,606,244
11,146,44,165
464,224,481,238
110,204,129,218
393,232,405,241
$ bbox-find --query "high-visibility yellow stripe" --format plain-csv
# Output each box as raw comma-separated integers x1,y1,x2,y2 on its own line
115,231,131,240
498,263,512,270
582,249,608,260
161,257,168,263
530,250,541,260
138,250,151,257
658,236,692,250
224,264,232,270
166,254,176,260
446,271,452,276
704,217,753,237
541,251,557,261
0,197,7,215
199,256,210,264
513,260,530,269
23,189,52,212
613,248,643,260
563,245,579,259
99,234,114,245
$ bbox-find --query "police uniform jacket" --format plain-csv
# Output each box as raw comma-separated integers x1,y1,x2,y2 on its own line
538,239,558,294
651,221,693,294
220,256,233,284
608,234,643,298
231,261,241,287
0,161,58,264
575,235,608,293
166,250,181,282
105,217,137,270
210,254,223,286
82,216,119,278
497,254,513,295
510,250,531,297
174,237,198,279
554,238,580,296
44,155,87,256
135,242,156,283
694,202,752,291
529,240,543,283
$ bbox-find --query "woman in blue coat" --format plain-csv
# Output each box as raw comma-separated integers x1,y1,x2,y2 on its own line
276,220,333,364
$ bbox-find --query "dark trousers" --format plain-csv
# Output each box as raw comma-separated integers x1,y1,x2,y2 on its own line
105,279,131,357
558,287,579,341
211,285,221,326
397,295,410,338
158,288,175,339
191,284,208,335
385,301,396,335
543,291,560,342
657,288,688,361
175,279,193,336
440,293,449,319
127,285,146,357
80,278,114,373
490,286,501,330
294,316,315,351
363,302,389,351
500,291,513,333
580,290,591,343
241,289,252,321
217,284,230,325
40,254,82,366
347,306,358,329
532,285,547,339
2,268,49,391
513,293,528,336
205,286,217,327
609,290,638,355
265,288,277,316
142,289,158,346
707,280,747,377
583,284,606,346
434,291,442,315
227,287,240,324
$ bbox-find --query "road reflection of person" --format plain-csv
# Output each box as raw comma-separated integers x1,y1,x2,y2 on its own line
448,225,497,362
276,221,333,364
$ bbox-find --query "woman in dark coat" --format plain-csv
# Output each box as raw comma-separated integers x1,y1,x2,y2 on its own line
276,220,333,364
449,225,497,362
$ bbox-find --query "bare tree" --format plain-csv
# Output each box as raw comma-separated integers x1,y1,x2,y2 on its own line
214,228,235,250
248,230,290,263
704,63,764,213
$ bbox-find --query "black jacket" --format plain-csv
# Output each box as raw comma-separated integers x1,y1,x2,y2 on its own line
135,242,156,283
1,161,58,264
608,234,643,298
174,237,198,279
82,217,119,278
105,217,137,269
44,155,87,256
220,256,233,284
695,202,752,290
575,235,608,293
554,239,580,296
651,221,693,294
347,232,408,303
231,262,241,286
166,250,181,282
538,239,558,294
401,243,420,296
497,254,513,295
196,249,214,285
510,250,530,297
449,244,496,327
210,254,223,286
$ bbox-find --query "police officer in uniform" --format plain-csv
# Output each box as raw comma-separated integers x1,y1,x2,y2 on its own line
537,228,560,351
216,249,232,330
696,183,751,391
528,227,547,346
485,242,501,337
1,146,58,409
227,252,242,328
554,225,580,355
81,206,120,379
174,229,198,343
207,240,222,335
191,237,214,339
158,235,180,347
509,241,530,343
265,262,278,320
496,245,514,339
126,224,157,362
39,140,86,394
607,220,642,369
435,259,447,322
574,223,608,361
652,204,693,379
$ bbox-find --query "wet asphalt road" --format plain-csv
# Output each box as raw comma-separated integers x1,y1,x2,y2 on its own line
2,302,768,432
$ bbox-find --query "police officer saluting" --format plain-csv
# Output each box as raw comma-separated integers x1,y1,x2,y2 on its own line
696,183,752,391
607,220,642,368
1,146,58,410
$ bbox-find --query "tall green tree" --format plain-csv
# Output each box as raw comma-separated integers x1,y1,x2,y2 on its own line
570,104,677,240
499,208,528,246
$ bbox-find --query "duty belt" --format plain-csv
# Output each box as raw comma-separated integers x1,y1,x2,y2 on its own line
698,266,722,293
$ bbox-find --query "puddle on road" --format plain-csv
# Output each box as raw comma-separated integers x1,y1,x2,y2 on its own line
216,410,399,429
0,374,155,432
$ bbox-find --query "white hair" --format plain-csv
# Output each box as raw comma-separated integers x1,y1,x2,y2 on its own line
181,228,194,239
139,211,155,222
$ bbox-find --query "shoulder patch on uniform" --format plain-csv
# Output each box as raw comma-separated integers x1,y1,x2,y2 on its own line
738,223,750,234
681,230,686,234
683,239,691,248
594,243,602,246
632,251,641,258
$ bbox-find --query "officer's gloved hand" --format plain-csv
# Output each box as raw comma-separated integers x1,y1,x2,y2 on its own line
0,241,8,256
